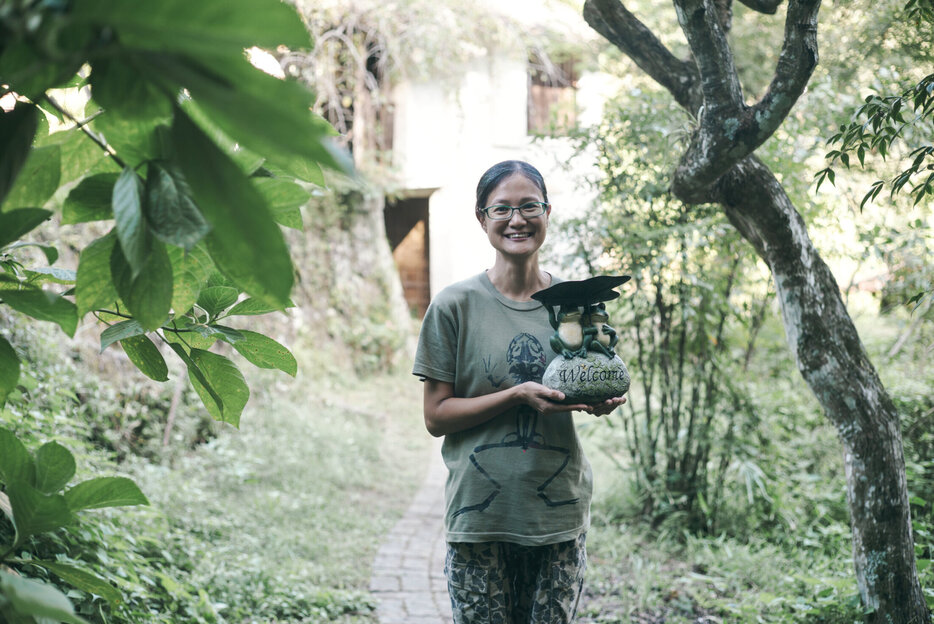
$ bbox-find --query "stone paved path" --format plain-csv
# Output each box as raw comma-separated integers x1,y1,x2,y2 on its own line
370,438,453,624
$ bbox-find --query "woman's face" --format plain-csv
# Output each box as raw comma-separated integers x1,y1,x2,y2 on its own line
478,173,550,262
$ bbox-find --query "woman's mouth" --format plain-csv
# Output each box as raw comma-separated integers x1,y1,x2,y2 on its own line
505,232,533,240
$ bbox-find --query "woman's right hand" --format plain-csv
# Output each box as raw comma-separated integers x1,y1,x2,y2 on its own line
516,382,591,414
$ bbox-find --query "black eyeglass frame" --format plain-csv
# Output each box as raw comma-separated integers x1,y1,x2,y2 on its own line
478,201,550,221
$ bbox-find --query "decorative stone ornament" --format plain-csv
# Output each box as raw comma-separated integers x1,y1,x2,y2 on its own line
532,276,632,404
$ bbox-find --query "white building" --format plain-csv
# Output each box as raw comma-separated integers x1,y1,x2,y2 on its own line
382,0,618,316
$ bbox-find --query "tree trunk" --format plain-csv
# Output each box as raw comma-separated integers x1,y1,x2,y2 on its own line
718,155,928,622
582,0,931,619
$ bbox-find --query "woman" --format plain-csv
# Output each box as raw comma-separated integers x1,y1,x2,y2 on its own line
412,160,626,623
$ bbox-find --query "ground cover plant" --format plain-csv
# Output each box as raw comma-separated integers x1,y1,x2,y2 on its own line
1,317,429,623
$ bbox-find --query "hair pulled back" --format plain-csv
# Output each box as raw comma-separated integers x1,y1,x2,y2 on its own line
475,160,548,213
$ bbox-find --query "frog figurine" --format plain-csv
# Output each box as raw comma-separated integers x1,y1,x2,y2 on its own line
547,304,587,359
583,302,618,358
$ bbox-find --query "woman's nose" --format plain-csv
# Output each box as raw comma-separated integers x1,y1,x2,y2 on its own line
508,209,528,225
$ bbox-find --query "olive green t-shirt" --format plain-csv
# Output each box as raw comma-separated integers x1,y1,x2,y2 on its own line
413,272,593,546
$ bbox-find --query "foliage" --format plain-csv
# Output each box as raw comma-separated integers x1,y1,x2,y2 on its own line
0,0,352,616
561,90,773,534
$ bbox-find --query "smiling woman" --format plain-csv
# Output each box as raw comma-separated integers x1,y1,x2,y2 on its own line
412,160,627,624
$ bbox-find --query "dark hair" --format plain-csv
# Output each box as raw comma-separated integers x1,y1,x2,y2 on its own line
475,160,548,212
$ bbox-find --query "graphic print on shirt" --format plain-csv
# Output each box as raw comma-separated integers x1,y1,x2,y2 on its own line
452,332,580,518
481,354,507,388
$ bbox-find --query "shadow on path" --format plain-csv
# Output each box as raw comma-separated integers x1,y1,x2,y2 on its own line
370,438,452,623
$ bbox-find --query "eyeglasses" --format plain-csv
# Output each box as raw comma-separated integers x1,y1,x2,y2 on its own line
479,201,550,221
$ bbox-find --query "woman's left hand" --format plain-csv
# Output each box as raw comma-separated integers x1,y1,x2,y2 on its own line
582,396,627,417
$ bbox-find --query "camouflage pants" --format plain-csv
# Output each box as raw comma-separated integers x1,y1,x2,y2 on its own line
444,533,586,624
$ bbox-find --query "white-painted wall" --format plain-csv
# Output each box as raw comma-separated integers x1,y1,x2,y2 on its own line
391,47,616,295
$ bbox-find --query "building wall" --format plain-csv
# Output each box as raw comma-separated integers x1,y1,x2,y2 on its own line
391,51,614,299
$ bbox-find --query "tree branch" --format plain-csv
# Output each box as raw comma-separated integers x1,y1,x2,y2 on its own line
583,0,701,112
669,0,821,203
736,0,784,14
673,0,744,116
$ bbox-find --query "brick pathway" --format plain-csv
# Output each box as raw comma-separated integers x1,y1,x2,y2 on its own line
370,438,452,624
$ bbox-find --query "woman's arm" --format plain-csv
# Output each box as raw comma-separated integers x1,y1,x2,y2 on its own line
423,379,593,437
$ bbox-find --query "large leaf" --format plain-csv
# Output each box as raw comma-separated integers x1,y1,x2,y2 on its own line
120,334,169,382
149,51,350,178
34,442,76,495
64,476,149,511
167,244,214,314
189,348,249,427
62,173,119,224
72,0,311,59
170,110,293,307
1,287,78,337
253,177,310,230
144,161,211,250
227,297,292,316
197,286,239,317
0,570,91,624
232,330,297,376
36,125,113,188
0,103,40,208
6,483,73,543
26,561,122,604
76,231,118,317
90,55,172,121
0,336,20,406
99,320,146,352
91,112,170,169
113,167,149,278
2,144,61,211
110,242,173,331
0,427,36,487
167,342,224,414
0,209,52,248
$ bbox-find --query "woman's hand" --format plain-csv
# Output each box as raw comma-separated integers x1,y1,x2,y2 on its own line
581,396,627,417
516,382,592,414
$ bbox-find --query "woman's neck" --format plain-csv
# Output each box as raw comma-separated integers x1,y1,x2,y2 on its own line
487,257,551,302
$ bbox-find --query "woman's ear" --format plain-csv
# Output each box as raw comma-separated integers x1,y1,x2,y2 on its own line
476,210,487,231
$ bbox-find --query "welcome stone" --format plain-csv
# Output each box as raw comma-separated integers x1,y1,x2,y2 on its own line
543,352,631,404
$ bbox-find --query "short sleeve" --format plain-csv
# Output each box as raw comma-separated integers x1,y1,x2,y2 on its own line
412,293,459,383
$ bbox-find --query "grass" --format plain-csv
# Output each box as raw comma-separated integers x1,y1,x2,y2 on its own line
116,363,431,622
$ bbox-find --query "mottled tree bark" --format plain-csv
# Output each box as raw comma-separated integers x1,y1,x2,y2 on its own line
583,0,930,620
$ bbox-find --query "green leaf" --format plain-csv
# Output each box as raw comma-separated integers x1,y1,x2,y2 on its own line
167,342,224,414
189,348,249,427
0,427,36,487
6,482,73,543
0,336,20,406
170,110,293,307
113,167,150,278
5,241,59,265
64,476,149,511
90,56,172,121
1,288,78,337
253,177,310,230
232,330,297,376
0,103,40,208
34,442,76,494
0,570,91,624
150,51,350,178
62,173,119,224
0,209,52,248
167,244,214,314
110,241,173,331
144,161,212,250
76,231,118,317
197,286,239,317
2,145,61,211
72,0,312,59
92,112,172,169
190,323,243,344
25,561,121,605
917,559,931,572
100,320,146,352
36,124,113,187
120,334,169,382
227,297,291,316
